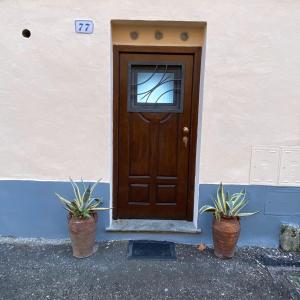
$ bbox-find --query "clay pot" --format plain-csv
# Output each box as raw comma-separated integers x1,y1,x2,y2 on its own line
68,213,98,258
212,216,240,259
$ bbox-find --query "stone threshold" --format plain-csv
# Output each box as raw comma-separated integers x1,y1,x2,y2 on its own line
106,219,201,234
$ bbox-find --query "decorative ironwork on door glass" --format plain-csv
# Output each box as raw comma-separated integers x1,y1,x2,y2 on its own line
128,62,184,112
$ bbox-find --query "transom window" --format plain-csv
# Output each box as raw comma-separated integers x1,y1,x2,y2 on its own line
127,62,184,112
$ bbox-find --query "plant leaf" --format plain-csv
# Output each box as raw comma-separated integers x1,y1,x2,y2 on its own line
89,200,101,210
232,189,246,203
234,201,249,215
214,210,221,221
91,207,111,211
225,191,230,202
216,184,223,211
81,177,87,190
55,193,72,206
212,199,222,212
70,178,81,201
220,182,227,214
217,183,226,214
231,197,247,214
199,205,216,214
84,197,99,209
69,178,83,209
226,199,235,215
90,179,102,195
236,211,259,217
63,206,72,213
82,185,91,203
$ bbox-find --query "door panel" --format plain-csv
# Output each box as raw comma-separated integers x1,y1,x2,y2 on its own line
114,47,200,220
129,113,151,176
157,114,178,176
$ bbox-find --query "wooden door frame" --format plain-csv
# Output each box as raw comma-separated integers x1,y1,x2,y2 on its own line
113,45,202,221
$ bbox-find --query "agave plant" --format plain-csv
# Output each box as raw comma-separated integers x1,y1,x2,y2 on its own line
199,183,259,221
56,178,110,219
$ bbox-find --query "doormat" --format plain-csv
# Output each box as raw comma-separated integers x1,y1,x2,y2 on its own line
128,240,176,260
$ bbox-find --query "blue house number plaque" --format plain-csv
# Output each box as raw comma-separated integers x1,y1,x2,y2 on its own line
75,20,94,34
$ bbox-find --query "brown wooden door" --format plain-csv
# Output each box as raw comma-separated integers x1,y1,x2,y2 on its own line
113,46,201,220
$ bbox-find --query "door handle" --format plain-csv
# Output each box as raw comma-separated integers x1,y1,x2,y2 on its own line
183,136,188,148
183,127,189,134
183,127,189,148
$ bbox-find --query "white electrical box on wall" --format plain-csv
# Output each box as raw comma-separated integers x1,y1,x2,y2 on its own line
250,147,280,185
279,147,300,186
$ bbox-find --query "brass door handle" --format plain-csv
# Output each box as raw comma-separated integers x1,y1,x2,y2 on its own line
183,127,189,134
183,136,188,148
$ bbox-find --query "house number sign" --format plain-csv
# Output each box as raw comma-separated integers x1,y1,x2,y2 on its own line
75,20,94,34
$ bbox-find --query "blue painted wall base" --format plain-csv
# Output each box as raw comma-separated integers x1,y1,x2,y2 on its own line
198,184,300,247
0,180,299,247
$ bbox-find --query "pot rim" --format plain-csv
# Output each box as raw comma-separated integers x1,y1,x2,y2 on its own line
214,215,240,221
68,211,98,222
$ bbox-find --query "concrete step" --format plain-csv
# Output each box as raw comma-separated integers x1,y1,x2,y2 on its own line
106,219,201,234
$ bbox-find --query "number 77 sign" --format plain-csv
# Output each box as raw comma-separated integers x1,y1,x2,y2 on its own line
75,20,94,34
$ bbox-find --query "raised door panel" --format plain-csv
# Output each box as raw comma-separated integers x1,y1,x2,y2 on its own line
129,113,151,177
157,114,179,177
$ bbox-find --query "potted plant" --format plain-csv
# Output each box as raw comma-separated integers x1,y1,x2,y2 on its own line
199,183,259,259
56,178,110,258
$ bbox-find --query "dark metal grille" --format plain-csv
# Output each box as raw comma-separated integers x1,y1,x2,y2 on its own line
127,62,184,113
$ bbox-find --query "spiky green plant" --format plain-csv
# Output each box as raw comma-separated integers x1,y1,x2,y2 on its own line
55,178,110,219
199,183,259,221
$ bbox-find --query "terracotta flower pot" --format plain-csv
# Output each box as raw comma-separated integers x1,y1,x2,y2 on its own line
212,216,240,259
68,213,98,258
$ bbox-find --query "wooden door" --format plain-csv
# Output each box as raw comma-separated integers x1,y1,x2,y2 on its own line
113,46,201,220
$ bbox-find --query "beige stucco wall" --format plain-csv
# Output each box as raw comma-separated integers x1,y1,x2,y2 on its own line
0,0,299,185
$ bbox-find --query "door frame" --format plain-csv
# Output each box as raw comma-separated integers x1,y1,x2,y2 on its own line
113,45,202,221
